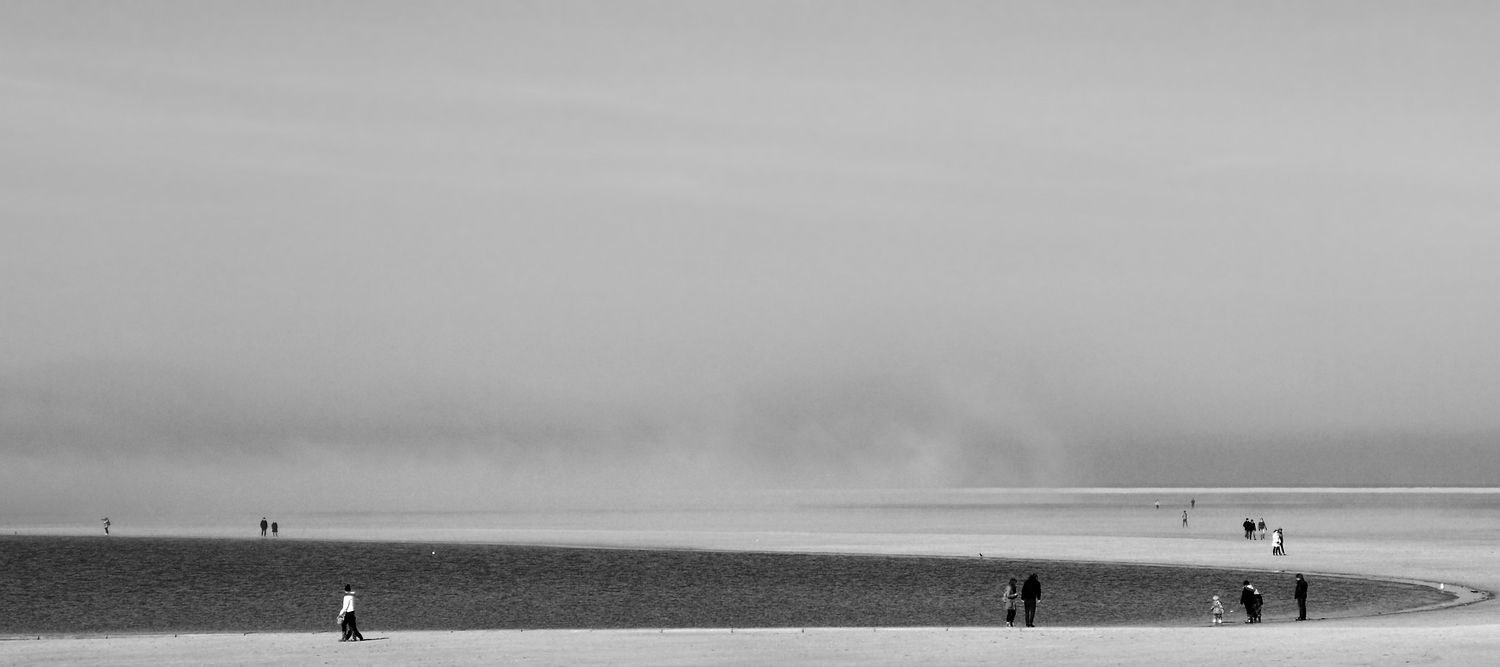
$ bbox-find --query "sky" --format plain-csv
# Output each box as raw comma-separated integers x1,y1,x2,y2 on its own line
3,1,1500,515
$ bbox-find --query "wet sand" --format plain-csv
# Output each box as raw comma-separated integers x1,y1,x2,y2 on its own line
5,490,1498,665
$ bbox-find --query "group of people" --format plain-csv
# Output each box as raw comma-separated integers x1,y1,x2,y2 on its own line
1213,574,1309,624
260,517,279,537
1241,518,1288,555
999,574,1044,627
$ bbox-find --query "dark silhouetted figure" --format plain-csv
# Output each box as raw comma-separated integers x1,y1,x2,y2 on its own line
1243,518,1255,540
339,584,363,641
1191,498,1195,509
101,518,110,535
1240,580,1258,623
260,518,268,537
1021,574,1042,627
1294,573,1308,620
1182,510,1189,528
271,521,278,537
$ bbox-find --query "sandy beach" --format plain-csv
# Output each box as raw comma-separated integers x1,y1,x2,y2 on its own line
5,489,1498,665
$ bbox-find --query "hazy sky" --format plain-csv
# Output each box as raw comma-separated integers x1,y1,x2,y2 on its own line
4,1,1499,514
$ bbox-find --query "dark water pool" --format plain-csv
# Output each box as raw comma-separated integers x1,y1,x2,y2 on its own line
0,536,1452,634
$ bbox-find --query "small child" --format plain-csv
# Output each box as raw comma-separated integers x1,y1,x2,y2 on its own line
1210,595,1225,625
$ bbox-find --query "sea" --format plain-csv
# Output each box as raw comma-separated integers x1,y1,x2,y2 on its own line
2,488,1485,635
0,537,1449,634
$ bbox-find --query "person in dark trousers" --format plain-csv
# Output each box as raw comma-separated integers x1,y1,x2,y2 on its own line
1294,573,1309,620
1002,577,1019,627
339,584,363,641
1191,498,1195,509
1021,574,1042,627
1240,580,1258,623
272,521,278,537
260,518,268,536
1182,510,1189,528
1243,518,1255,539
101,518,110,535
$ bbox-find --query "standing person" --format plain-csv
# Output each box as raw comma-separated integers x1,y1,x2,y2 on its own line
1243,518,1255,540
1239,581,1257,623
271,521,279,537
1278,529,1288,555
1182,510,1189,528
1271,529,1283,556
1155,499,1160,510
1257,518,1267,540
260,518,268,537
1294,574,1309,621
1002,577,1020,627
1191,498,1196,509
101,518,110,535
1020,574,1042,627
1209,595,1224,625
339,584,363,641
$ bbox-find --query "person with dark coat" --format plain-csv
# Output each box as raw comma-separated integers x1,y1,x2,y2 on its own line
1021,574,1043,627
1239,580,1258,623
260,517,268,537
1294,573,1309,620
1243,518,1255,540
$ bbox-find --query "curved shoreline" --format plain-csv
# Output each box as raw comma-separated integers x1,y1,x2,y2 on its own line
2,533,1476,635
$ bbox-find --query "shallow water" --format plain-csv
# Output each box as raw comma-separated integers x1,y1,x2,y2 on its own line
0,536,1451,634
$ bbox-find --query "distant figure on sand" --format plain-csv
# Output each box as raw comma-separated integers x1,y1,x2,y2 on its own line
1191,498,1196,509
1257,518,1267,540
261,518,268,537
271,521,279,537
1182,510,1189,528
1240,581,1258,623
101,518,110,535
1243,518,1255,539
1002,577,1020,627
1155,499,1160,510
1271,528,1284,556
1021,574,1042,627
1209,595,1224,625
339,584,363,641
1294,573,1309,620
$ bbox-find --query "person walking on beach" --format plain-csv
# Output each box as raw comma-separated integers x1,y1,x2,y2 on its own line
272,521,278,537
1021,574,1042,627
1277,529,1288,555
1243,518,1255,540
1209,595,1224,625
339,584,363,641
1191,498,1196,509
1271,528,1284,556
261,518,268,537
1182,510,1189,528
1294,574,1309,621
1002,577,1020,627
101,518,110,535
1257,518,1267,540
1240,581,1258,623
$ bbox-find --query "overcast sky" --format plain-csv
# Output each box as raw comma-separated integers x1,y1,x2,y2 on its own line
4,1,1499,515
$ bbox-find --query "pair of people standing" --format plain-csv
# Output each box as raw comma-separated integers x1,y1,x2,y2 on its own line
259,518,279,537
338,584,364,641
1001,574,1043,627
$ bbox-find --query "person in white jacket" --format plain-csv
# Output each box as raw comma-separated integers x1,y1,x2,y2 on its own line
339,584,363,641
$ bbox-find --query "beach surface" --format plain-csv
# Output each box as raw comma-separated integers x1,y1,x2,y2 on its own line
5,489,1498,665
